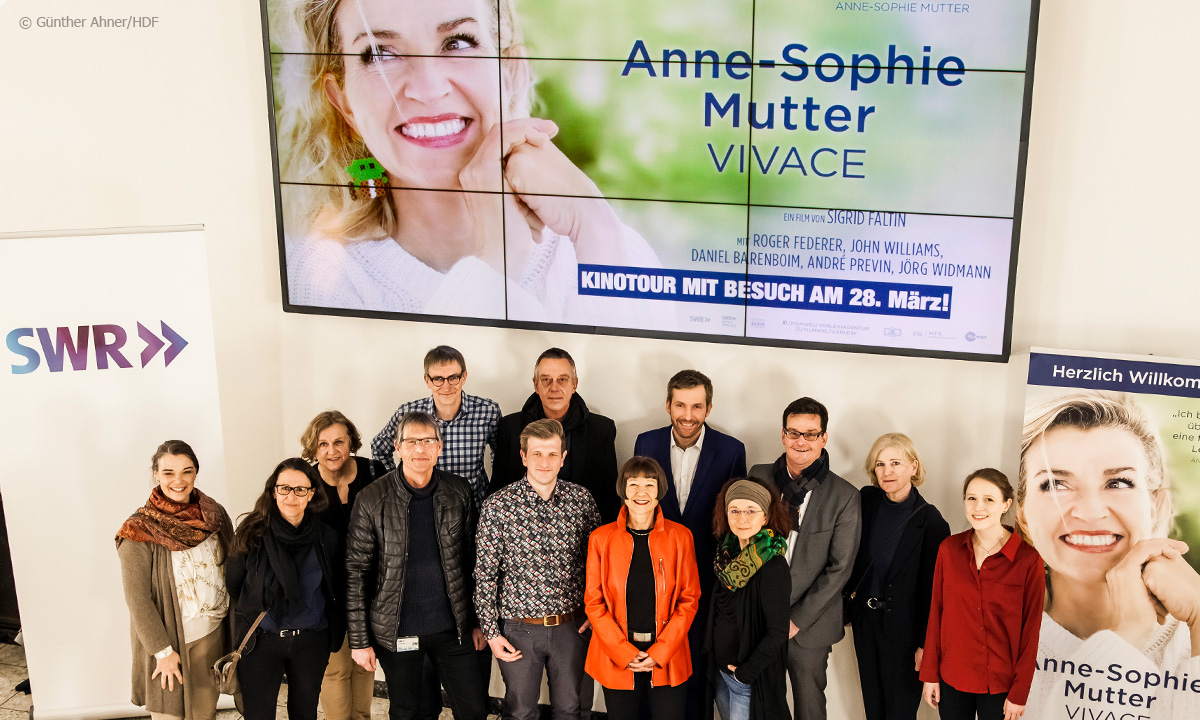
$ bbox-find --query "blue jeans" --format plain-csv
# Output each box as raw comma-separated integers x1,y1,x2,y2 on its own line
715,669,752,720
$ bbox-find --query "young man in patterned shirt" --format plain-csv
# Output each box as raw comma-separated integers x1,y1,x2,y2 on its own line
474,418,601,720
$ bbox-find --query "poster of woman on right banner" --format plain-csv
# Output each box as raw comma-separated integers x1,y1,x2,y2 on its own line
1021,349,1200,719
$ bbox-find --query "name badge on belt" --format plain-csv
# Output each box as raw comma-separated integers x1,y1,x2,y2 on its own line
396,636,418,652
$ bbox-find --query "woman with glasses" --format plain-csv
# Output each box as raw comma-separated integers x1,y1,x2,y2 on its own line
116,440,234,720
226,458,344,720
846,433,950,720
300,411,383,720
706,477,792,720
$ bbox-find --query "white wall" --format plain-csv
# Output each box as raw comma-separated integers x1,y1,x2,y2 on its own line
3,1,1199,717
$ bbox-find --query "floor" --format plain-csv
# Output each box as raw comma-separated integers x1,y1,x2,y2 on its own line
0,642,31,720
0,639,478,720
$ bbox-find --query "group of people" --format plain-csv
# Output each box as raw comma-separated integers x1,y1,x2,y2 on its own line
114,345,1200,720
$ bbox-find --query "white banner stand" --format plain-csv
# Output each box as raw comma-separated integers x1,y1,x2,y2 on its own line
0,227,232,719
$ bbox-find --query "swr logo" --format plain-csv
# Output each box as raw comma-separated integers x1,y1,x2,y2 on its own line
6,322,188,375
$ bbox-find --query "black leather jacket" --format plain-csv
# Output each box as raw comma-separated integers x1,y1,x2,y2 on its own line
344,466,478,649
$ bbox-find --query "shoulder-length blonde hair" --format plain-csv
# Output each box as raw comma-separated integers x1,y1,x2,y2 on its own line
863,433,926,487
271,0,534,241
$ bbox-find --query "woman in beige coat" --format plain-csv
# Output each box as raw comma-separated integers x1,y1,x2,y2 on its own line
115,440,235,720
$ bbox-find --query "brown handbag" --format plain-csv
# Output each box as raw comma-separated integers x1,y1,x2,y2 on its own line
209,611,268,695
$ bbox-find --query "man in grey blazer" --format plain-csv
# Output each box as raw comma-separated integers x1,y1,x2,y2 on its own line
749,397,861,720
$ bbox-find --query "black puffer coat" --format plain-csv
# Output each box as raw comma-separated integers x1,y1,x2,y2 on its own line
344,467,477,649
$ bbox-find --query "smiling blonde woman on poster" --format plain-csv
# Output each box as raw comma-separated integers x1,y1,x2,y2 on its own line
920,469,1045,720
1018,392,1200,719
273,0,665,324
115,440,234,720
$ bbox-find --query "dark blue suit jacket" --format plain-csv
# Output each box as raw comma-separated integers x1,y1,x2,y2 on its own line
633,424,747,632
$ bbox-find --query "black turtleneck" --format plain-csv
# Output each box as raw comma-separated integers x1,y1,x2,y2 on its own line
864,488,917,598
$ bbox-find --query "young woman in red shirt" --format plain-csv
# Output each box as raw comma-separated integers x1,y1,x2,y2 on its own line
920,468,1045,720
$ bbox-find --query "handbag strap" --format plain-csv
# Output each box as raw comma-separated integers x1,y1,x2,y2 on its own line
235,611,269,655
846,501,927,600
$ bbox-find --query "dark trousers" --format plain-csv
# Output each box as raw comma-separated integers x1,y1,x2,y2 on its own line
683,595,708,720
375,629,489,720
238,627,332,720
602,674,687,720
937,681,1006,720
852,609,921,720
496,617,589,720
418,656,444,720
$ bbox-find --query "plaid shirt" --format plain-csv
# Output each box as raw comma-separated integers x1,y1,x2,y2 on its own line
370,392,500,505
473,477,601,639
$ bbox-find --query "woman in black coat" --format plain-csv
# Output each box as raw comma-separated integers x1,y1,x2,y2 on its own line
226,458,344,720
705,477,792,720
846,434,950,720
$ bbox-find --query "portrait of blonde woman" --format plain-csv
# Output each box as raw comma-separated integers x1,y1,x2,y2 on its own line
270,0,670,326
1019,391,1200,719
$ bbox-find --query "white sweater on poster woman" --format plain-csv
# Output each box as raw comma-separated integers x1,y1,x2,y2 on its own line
1027,612,1200,720
285,225,675,329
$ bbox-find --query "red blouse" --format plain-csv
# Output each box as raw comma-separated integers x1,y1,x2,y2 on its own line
919,529,1045,705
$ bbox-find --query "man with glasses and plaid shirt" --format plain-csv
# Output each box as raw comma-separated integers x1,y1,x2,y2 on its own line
371,345,500,508
369,347,499,720
749,397,861,720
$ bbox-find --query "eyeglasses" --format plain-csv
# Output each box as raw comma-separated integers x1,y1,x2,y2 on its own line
727,509,763,519
535,376,574,389
427,373,463,387
784,429,825,442
400,438,439,448
275,485,313,497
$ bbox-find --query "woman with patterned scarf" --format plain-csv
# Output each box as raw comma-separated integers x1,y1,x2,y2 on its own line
705,477,793,720
116,440,234,720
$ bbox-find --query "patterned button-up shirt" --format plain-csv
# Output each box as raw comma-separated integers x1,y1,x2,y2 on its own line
473,477,601,639
370,392,500,505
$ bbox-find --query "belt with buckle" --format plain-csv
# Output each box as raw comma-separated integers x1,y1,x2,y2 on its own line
630,631,653,643
516,608,583,626
277,628,304,637
865,597,887,611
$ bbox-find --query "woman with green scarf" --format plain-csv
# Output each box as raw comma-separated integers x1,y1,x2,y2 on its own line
706,477,792,720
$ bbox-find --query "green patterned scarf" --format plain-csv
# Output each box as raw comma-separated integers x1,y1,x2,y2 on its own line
714,529,788,591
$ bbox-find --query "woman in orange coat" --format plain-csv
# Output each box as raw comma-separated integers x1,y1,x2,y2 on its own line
585,456,702,720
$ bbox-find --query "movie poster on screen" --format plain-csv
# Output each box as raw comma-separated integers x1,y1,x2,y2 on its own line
263,0,1035,358
1022,349,1200,719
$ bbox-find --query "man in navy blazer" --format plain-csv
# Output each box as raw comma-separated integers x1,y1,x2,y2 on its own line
633,369,746,719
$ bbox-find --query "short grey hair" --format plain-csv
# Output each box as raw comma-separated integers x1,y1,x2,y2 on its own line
395,411,442,445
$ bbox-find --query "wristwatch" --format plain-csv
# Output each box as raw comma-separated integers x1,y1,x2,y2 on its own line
153,646,174,661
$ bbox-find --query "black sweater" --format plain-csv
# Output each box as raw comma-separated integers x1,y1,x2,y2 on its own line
490,392,620,522
705,553,791,720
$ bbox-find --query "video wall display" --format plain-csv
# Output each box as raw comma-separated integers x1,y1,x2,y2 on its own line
262,0,1037,359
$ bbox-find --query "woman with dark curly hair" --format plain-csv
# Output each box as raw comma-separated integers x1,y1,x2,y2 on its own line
226,458,343,720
